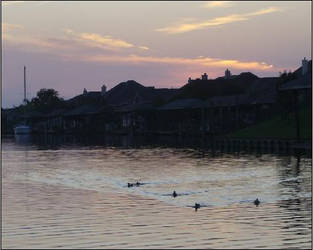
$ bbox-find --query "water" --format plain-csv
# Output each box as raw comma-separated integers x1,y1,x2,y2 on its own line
2,135,312,249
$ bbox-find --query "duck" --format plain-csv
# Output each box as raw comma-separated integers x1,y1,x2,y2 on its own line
172,191,177,198
194,203,200,211
254,198,260,206
128,183,134,188
135,181,141,186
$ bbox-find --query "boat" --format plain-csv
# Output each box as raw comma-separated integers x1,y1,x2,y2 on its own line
14,125,32,135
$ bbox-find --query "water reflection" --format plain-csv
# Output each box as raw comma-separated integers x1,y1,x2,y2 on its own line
14,134,32,144
2,136,311,249
9,134,311,158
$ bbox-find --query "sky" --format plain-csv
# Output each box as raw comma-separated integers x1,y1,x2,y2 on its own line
2,1,311,108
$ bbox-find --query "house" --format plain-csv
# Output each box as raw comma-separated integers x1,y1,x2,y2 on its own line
116,102,155,132
278,58,312,110
157,99,205,134
62,104,105,133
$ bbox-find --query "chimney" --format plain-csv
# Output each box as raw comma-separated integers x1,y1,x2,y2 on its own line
101,84,107,96
302,57,308,75
201,73,208,81
225,68,231,79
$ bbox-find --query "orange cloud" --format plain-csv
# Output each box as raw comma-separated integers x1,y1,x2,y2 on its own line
156,7,282,34
138,46,150,50
3,30,275,72
3,33,75,52
64,29,149,51
76,54,274,71
4,27,149,54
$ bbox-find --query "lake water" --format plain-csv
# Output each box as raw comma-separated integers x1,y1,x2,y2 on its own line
2,135,312,249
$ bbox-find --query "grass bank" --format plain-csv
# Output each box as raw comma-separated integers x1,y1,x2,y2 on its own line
228,106,311,139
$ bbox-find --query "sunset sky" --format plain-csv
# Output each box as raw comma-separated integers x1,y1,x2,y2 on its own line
2,1,311,108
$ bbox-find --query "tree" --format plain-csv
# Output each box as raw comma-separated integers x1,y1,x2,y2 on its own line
30,88,64,111
278,70,297,86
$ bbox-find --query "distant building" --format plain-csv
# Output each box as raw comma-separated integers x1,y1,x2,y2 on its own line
225,69,231,79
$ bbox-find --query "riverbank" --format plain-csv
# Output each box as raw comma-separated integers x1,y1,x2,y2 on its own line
228,106,311,140
7,132,311,156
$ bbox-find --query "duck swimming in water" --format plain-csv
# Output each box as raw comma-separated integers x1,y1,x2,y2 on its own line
128,183,134,188
172,191,177,198
254,198,260,206
194,203,200,211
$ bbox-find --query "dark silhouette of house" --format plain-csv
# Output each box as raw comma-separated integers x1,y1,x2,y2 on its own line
176,72,259,101
5,58,310,137
104,80,178,107
278,58,312,141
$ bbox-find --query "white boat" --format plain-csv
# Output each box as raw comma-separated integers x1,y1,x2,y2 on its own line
14,125,32,135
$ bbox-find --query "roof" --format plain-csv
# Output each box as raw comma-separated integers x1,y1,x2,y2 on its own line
206,94,249,107
154,88,179,101
246,77,278,104
293,60,312,77
279,73,312,91
43,109,67,118
84,91,102,98
105,80,155,106
21,110,44,118
115,102,155,112
158,99,204,110
246,77,277,95
63,105,103,116
67,91,103,105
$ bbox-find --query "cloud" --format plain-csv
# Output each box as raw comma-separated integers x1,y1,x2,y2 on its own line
74,54,274,71
244,7,282,17
65,29,135,49
138,46,150,50
3,27,274,72
64,29,149,51
4,27,149,54
3,24,275,76
203,1,232,9
156,7,282,34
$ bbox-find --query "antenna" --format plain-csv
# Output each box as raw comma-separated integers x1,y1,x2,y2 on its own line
24,66,27,103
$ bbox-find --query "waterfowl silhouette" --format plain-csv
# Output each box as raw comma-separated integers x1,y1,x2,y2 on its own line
172,191,177,198
254,198,260,206
135,181,141,186
194,203,200,211
128,183,133,188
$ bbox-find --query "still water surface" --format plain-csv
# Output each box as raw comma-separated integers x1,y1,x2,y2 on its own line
2,135,312,248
